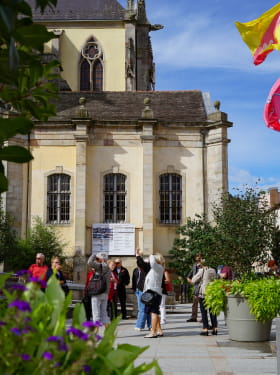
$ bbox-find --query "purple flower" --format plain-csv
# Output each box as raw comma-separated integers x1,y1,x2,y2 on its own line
47,335,64,343
82,320,102,328
42,351,53,360
66,327,89,341
55,362,62,368
83,365,91,373
16,270,31,276
8,299,31,312
11,327,22,335
20,354,31,361
95,334,103,341
58,343,68,351
0,321,7,326
11,284,28,291
29,277,47,289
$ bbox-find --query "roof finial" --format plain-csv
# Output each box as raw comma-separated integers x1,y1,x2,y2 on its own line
77,97,89,118
141,97,154,119
214,100,221,111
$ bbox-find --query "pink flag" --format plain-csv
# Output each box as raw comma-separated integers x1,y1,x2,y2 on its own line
264,78,280,131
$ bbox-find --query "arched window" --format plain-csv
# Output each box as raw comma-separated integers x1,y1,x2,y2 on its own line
159,173,182,224
80,37,103,91
47,173,71,224
104,173,126,223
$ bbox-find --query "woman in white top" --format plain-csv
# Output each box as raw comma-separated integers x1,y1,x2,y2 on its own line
142,253,164,338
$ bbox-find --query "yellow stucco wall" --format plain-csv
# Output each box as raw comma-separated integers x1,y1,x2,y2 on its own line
30,146,76,256
46,26,126,91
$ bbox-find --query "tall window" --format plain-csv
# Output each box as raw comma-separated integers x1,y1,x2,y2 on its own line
159,173,182,224
47,174,71,224
80,37,103,91
104,173,126,223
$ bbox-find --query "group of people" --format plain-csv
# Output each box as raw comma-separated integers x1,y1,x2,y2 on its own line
29,250,280,338
28,253,68,293
85,253,130,327
84,249,171,338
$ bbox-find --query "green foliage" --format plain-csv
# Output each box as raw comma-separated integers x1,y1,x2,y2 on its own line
0,0,59,193
0,211,67,271
0,273,162,374
212,185,276,274
205,277,280,322
168,184,277,277
204,279,230,316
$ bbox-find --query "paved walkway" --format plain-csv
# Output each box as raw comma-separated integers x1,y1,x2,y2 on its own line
114,304,277,375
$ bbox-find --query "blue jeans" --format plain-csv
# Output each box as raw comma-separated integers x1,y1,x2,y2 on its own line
135,289,151,329
199,297,217,330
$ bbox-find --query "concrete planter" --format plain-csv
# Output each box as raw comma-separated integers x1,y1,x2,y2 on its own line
226,295,272,341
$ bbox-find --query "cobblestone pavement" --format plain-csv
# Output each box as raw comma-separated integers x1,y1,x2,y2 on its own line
114,304,277,375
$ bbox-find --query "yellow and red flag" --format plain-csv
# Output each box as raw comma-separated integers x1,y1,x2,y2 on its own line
235,3,280,65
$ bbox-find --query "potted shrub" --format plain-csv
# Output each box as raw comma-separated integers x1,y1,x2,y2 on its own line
205,276,280,341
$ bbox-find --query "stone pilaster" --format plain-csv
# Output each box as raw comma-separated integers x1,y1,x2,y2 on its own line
73,120,90,259
206,111,232,219
140,120,156,254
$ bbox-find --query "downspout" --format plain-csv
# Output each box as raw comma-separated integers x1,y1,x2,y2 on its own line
25,132,30,237
200,129,207,218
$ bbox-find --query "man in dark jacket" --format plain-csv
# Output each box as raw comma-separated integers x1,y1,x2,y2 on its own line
115,258,130,319
186,253,202,322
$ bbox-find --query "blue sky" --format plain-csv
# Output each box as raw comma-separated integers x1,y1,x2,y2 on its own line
120,0,280,192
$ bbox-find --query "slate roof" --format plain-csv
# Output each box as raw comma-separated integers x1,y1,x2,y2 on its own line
28,0,126,21
50,91,208,123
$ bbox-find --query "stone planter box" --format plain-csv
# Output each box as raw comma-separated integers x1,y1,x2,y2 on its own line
226,295,272,341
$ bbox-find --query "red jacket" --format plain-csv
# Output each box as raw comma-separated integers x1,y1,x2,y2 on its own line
108,270,119,302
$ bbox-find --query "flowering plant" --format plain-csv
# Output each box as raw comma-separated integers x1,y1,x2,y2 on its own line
205,276,280,322
0,272,162,374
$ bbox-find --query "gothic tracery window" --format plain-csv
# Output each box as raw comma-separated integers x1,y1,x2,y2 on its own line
80,37,103,91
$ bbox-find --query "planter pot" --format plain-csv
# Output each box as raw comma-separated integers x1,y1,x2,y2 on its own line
226,295,272,342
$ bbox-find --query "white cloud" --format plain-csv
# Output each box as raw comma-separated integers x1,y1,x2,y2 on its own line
229,167,280,191
152,12,280,73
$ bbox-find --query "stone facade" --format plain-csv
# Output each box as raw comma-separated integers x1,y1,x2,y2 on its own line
4,1,233,281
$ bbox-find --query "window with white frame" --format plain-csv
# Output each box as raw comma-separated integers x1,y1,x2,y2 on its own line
159,173,182,224
47,173,71,224
104,173,126,223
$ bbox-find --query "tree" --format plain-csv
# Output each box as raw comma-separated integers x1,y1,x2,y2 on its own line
0,0,59,192
213,186,276,274
168,215,218,279
0,210,67,271
168,185,277,275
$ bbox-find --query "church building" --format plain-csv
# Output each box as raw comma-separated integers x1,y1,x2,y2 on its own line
4,0,232,279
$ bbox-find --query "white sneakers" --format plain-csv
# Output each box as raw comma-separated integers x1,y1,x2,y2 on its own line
134,327,144,331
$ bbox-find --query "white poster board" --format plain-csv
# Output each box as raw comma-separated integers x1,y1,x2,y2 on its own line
92,223,135,256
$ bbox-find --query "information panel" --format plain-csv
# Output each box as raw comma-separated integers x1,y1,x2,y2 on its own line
92,223,135,256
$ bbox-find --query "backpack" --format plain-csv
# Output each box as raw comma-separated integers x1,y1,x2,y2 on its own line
87,265,107,296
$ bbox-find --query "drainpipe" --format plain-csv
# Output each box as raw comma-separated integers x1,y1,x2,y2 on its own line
200,129,207,218
25,132,30,237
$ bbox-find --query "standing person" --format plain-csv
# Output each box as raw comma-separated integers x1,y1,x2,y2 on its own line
186,253,202,322
142,253,164,338
46,256,68,294
160,264,171,325
114,258,130,319
28,253,48,289
191,262,218,336
133,249,152,331
87,252,111,327
107,260,119,321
